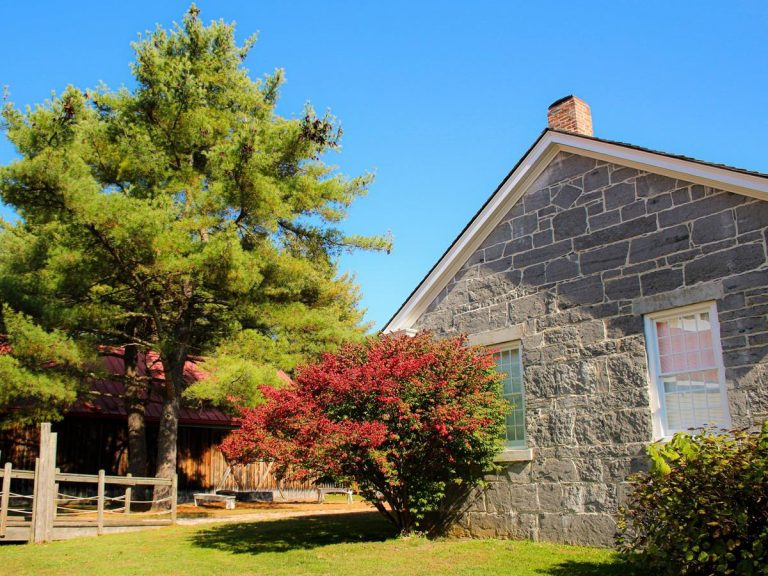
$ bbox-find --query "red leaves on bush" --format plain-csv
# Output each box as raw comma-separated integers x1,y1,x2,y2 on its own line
221,332,507,533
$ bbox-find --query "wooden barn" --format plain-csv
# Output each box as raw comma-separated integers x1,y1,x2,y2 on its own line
0,348,296,496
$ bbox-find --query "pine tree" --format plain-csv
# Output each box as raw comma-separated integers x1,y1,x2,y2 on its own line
0,5,389,501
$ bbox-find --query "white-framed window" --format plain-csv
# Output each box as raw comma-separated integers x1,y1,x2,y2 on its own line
644,301,731,439
492,344,526,448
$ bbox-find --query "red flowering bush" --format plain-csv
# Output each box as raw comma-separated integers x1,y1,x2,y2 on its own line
221,332,507,534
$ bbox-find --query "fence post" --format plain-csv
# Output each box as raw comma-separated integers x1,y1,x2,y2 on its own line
124,473,132,516
32,423,57,543
170,474,178,525
0,462,11,538
96,469,105,536
53,467,60,526
29,458,39,543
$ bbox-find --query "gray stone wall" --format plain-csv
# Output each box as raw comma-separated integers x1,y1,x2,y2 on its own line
413,151,768,546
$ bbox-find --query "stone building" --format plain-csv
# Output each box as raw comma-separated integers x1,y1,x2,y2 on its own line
383,96,768,546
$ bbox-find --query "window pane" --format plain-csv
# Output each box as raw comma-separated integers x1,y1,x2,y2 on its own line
657,310,718,374
650,306,728,434
494,347,525,447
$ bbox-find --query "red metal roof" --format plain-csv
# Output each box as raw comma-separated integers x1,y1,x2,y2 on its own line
66,349,236,426
0,338,291,427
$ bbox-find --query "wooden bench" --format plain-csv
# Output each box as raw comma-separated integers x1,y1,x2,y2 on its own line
193,492,236,509
316,487,354,504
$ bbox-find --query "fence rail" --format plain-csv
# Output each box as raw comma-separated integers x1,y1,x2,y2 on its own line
0,423,177,543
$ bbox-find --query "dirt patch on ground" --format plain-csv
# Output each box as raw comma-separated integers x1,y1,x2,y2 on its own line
176,499,376,525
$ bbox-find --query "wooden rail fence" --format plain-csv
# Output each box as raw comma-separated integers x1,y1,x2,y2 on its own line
0,423,177,543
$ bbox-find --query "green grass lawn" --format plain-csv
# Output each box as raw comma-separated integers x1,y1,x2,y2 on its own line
0,511,631,576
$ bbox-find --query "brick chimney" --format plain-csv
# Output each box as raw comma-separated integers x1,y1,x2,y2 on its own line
547,95,593,136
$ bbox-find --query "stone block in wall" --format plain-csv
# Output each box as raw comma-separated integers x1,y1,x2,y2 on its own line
575,214,656,251
599,382,652,410
558,274,604,307
607,354,650,390
525,187,551,213
589,208,621,230
635,173,677,198
541,153,596,185
544,256,580,283
579,320,607,346
603,182,635,210
481,221,512,248
582,483,618,513
723,269,768,292
616,482,634,508
453,308,489,334
532,458,579,483
537,483,563,513
510,512,540,541
503,461,534,484
583,166,609,193
563,514,617,547
552,183,582,209
580,242,629,275
628,224,690,264
463,486,486,513
603,314,643,339
533,228,554,248
724,346,768,370
604,275,641,302
561,484,586,513
646,192,673,213
691,211,736,245
601,458,633,482
574,408,653,446
553,206,587,241
657,192,747,228
467,512,511,538
641,268,684,296
548,410,576,446
413,309,453,334
684,243,766,286
621,200,646,221
507,484,539,512
735,201,768,233
508,293,549,325
467,274,516,304
525,362,598,399
479,483,516,516
578,458,604,482
522,262,548,287
726,387,751,427
502,236,534,258
514,239,572,269
610,166,638,184
512,213,538,239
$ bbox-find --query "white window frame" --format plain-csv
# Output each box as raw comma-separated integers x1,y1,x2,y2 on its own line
491,341,527,450
644,301,732,440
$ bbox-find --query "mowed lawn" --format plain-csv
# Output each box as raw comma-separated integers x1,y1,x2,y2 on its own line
0,511,631,576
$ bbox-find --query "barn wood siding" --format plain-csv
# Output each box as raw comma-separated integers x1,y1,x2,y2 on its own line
0,418,319,491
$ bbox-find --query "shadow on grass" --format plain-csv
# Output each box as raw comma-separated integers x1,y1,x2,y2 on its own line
190,511,397,555
537,558,639,576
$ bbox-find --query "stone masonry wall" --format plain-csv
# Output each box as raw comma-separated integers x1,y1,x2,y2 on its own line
413,151,768,546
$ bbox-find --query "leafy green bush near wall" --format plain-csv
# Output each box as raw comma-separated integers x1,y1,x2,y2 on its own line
616,422,768,575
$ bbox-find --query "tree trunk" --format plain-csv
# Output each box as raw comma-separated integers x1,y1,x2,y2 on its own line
152,351,185,509
123,345,148,478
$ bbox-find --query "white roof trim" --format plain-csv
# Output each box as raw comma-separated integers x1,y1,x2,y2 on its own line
383,130,768,333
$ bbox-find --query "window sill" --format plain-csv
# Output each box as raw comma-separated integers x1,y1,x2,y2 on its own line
494,448,534,463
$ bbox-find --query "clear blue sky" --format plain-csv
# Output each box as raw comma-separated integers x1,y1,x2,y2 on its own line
1,1,767,331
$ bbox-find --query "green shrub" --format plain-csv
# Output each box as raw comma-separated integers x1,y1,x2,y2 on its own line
616,422,768,575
